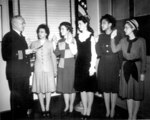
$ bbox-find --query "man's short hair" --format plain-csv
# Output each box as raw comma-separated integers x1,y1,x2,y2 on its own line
11,15,24,24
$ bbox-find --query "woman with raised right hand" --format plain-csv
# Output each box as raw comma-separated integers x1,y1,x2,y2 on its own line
111,19,146,120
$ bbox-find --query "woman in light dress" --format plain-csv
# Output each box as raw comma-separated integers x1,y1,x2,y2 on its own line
31,24,57,117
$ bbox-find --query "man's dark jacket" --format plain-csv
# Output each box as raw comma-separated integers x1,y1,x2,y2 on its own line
2,30,31,79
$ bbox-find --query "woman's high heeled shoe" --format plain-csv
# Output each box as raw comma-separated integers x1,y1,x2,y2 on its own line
81,115,88,120
41,111,46,117
46,111,52,118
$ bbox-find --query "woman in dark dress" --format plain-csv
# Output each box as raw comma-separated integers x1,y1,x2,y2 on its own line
96,14,122,118
53,22,77,113
74,16,97,118
111,19,146,120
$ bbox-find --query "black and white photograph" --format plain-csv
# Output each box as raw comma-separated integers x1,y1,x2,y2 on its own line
0,0,150,120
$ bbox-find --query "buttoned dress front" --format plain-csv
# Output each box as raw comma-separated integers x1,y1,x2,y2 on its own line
96,33,122,93
31,40,57,93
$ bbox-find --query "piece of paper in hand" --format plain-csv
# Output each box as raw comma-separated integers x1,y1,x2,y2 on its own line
18,50,23,60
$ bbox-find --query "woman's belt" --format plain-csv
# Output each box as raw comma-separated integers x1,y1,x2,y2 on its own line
123,58,141,83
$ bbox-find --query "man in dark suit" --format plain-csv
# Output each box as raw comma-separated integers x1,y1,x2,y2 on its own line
1,15,34,118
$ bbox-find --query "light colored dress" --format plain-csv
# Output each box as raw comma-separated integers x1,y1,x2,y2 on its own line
31,40,57,93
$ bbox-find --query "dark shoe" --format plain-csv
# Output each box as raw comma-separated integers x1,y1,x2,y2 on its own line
81,115,87,120
46,111,52,118
63,110,69,116
105,115,110,119
86,115,90,119
41,111,46,117
68,111,74,117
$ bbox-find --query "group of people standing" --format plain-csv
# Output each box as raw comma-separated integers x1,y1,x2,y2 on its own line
1,13,146,120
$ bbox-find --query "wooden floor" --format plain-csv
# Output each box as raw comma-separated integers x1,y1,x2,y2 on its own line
0,93,143,120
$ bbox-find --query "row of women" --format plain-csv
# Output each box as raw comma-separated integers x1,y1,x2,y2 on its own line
31,14,146,120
